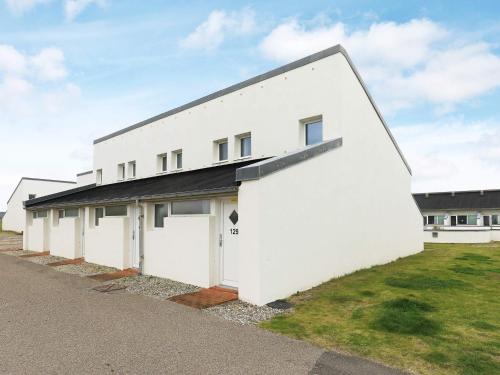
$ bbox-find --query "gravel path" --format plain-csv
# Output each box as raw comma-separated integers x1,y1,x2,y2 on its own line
55,262,117,276
205,300,285,325
108,275,201,300
25,255,64,265
2,250,35,257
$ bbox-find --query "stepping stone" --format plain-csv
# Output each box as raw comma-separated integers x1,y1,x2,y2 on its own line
19,251,50,258
168,286,238,309
88,268,139,281
47,258,84,267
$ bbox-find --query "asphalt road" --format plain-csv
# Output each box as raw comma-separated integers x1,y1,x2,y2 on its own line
0,253,405,375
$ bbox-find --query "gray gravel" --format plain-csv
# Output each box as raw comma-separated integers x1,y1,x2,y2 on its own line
25,255,64,265
205,300,285,325
55,262,117,276
109,275,201,300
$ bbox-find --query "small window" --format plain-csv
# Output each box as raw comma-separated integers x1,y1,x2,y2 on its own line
32,211,37,219
95,207,104,226
493,215,499,225
240,136,251,157
305,119,323,146
458,215,467,225
96,169,102,185
158,154,167,173
436,215,445,225
218,140,228,161
64,208,79,218
154,204,168,228
117,163,125,180
423,216,427,225
171,200,210,215
28,194,36,200
427,216,435,225
58,209,64,219
432,232,438,238
467,215,478,225
34,210,47,218
105,205,127,216
128,161,136,178
175,151,183,169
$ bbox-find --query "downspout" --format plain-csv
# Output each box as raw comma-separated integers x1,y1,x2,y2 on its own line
135,199,145,274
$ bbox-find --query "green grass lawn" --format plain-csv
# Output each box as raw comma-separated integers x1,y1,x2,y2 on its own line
261,243,500,375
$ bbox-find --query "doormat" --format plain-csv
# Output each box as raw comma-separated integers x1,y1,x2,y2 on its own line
47,258,84,267
88,268,139,282
19,251,50,258
168,286,238,309
92,284,127,293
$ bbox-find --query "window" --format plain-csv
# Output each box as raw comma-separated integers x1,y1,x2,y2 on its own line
172,150,183,170
117,163,125,180
467,215,478,225
64,208,79,217
457,215,467,225
493,215,499,225
128,161,136,178
105,205,127,216
28,194,36,200
305,119,323,146
58,209,64,219
240,136,251,157
171,200,210,215
435,215,445,225
423,216,427,225
427,215,435,225
154,204,168,228
95,207,104,226
217,140,228,161
96,169,102,185
158,154,167,173
33,210,47,218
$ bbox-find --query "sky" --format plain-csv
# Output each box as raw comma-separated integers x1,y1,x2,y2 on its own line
1,0,500,210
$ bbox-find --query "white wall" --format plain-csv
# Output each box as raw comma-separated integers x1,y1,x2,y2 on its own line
492,229,500,241
424,229,491,243
85,216,131,269
25,217,49,252
143,213,215,287
76,172,94,187
51,217,82,259
4,179,75,233
237,55,422,305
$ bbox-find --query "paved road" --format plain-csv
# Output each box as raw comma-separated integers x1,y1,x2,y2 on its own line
0,252,405,374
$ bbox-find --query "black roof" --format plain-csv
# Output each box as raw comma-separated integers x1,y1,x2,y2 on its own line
25,159,263,209
413,189,500,210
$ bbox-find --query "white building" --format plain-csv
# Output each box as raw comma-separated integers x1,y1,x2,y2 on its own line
23,45,422,305
3,177,76,233
414,190,500,243
76,170,95,187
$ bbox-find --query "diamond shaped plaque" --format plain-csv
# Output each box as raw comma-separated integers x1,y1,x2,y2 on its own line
229,210,238,225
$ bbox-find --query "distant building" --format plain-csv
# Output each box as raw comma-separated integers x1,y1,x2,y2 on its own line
414,189,500,243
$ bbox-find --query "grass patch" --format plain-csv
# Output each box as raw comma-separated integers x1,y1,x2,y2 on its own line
261,243,500,375
385,274,468,290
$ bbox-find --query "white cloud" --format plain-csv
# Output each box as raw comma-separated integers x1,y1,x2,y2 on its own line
0,44,27,75
4,0,51,15
260,18,500,114
180,8,256,51
64,0,106,21
30,47,68,81
392,121,500,192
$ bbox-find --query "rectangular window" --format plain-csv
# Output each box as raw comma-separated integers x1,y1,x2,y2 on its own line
218,141,228,161
117,164,125,180
28,194,36,200
176,152,183,169
305,119,323,146
436,215,445,225
64,208,79,217
240,136,251,157
493,215,499,225
171,200,210,215
95,207,104,226
105,205,127,217
96,169,102,185
34,210,47,218
32,211,37,219
154,204,168,228
158,154,167,173
58,209,64,219
128,161,136,178
458,215,467,225
427,215,435,225
467,215,478,225
423,216,427,225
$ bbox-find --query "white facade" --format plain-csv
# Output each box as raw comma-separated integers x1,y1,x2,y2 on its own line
23,46,423,305
3,178,76,233
76,171,94,187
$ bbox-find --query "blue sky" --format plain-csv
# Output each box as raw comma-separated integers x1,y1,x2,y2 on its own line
1,0,500,209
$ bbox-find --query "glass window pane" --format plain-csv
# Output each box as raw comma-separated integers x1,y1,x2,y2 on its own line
154,204,168,228
427,216,435,224
171,200,210,215
493,215,499,225
95,207,104,226
467,215,478,225
241,136,251,157
28,194,36,200
64,208,79,217
58,209,64,219
105,205,127,216
36,210,48,218
436,215,445,225
458,215,467,225
32,212,37,219
176,153,183,169
219,142,228,161
306,120,323,145
162,156,167,172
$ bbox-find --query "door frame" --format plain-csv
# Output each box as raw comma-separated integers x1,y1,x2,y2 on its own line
219,198,238,288
130,204,141,269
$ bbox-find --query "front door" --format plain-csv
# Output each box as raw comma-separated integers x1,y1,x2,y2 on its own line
483,215,490,227
221,200,239,288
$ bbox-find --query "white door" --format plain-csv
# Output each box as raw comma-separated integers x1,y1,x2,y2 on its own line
221,200,239,287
